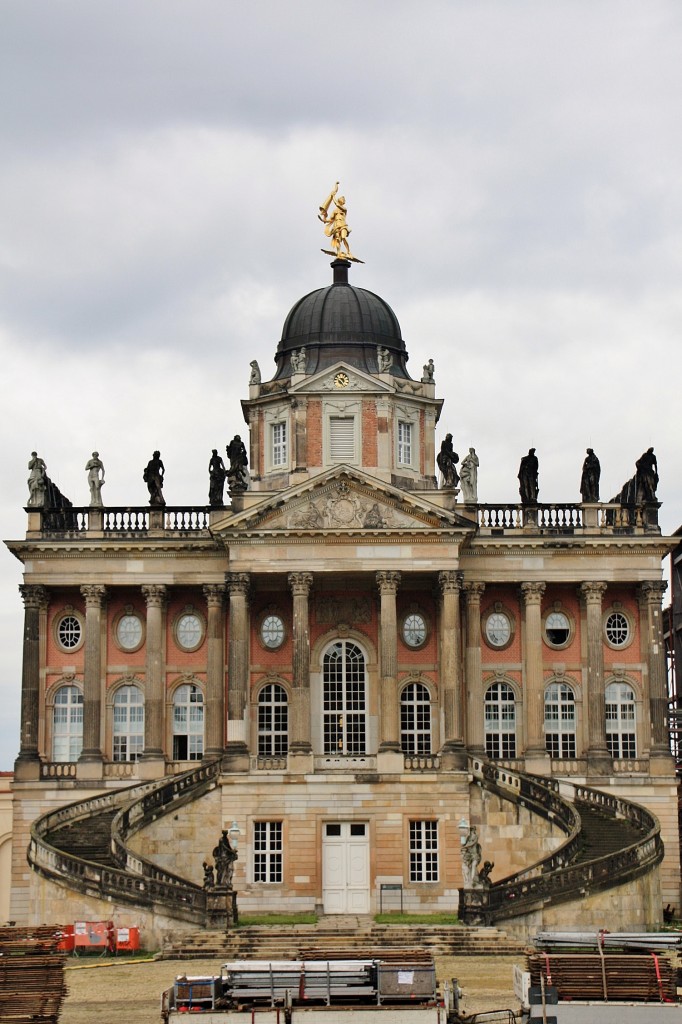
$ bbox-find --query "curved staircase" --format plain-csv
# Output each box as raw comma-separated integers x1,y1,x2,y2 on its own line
29,756,663,932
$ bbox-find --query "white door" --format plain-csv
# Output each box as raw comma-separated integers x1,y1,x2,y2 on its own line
322,823,370,914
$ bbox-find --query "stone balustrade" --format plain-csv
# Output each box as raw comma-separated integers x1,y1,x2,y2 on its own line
477,502,659,535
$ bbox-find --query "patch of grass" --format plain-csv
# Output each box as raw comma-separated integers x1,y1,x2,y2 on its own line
374,913,462,925
237,913,318,926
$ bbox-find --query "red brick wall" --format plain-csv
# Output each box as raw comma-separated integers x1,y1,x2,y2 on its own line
362,400,377,467
307,400,322,467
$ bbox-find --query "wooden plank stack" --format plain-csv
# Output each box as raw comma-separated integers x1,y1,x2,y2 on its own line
527,951,677,1003
0,925,68,1024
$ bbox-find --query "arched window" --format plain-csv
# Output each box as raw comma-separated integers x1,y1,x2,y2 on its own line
323,640,366,755
258,683,289,756
172,684,204,761
605,681,636,758
52,685,83,762
113,684,144,761
485,682,517,759
544,682,576,759
400,682,431,754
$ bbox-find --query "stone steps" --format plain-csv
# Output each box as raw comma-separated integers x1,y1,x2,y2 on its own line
161,923,525,960
46,811,118,867
574,805,643,862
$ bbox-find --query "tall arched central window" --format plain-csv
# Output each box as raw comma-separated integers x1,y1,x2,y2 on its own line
258,683,289,756
544,681,576,759
323,640,366,754
113,684,144,762
485,682,517,759
52,685,83,762
172,684,204,761
605,681,636,758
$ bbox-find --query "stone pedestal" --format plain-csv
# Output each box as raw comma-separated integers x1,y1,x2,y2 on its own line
205,888,238,929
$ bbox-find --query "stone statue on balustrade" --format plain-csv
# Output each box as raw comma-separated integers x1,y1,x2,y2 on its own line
227,435,249,493
579,448,600,503
421,358,435,383
461,826,482,889
85,452,105,507
208,449,227,507
518,448,539,505
143,451,165,507
27,451,47,507
459,447,479,504
249,360,261,385
437,434,459,489
635,447,658,503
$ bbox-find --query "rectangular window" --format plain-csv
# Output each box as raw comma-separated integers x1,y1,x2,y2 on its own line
329,417,356,462
409,820,438,882
272,422,287,467
397,421,412,465
254,821,283,883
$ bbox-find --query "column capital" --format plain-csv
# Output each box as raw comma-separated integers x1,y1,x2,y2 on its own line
19,583,49,611
439,570,463,594
578,581,608,604
376,570,401,595
225,572,250,597
520,581,546,605
462,580,486,600
141,584,167,608
637,580,668,605
203,583,226,608
288,572,313,596
80,584,108,607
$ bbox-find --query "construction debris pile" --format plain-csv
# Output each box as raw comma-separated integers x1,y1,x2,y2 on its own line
0,925,68,1024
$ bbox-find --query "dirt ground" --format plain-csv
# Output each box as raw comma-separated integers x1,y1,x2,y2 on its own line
59,954,523,1023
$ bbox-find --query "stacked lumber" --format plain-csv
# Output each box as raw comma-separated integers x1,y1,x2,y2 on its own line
527,951,677,1003
0,926,68,1024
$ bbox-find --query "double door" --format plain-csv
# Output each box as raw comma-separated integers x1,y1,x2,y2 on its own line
322,822,369,914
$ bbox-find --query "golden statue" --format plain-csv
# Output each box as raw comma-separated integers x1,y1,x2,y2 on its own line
318,182,363,262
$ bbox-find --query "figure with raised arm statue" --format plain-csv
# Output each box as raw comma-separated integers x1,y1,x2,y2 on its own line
318,182,361,262
460,447,479,504
85,452,105,507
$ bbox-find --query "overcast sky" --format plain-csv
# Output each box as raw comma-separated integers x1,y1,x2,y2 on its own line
1,1,681,769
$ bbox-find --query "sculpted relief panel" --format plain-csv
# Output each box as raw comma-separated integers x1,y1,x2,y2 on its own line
282,487,428,530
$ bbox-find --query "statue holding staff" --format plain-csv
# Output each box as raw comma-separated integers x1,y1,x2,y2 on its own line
318,182,362,262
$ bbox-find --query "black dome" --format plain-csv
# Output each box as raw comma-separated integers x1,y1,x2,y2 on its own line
273,260,410,379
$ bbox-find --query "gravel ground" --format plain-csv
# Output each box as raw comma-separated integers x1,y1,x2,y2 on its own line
60,954,523,1023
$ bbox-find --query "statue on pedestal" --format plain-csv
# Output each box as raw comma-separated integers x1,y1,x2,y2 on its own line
461,826,482,889
635,447,658,503
249,360,261,385
227,436,249,493
143,451,165,507
27,452,47,507
421,358,435,383
437,434,459,489
318,182,361,262
208,449,227,507
580,448,600,503
459,447,479,504
212,830,238,889
85,452,105,507
377,346,392,372
518,448,539,505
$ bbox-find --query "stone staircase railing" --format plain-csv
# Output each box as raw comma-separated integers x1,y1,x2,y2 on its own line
460,756,663,925
29,759,221,924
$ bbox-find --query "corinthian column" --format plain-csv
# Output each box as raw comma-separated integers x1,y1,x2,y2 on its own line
225,573,250,768
288,572,313,754
79,585,107,768
438,571,465,768
579,582,610,774
638,581,672,762
16,584,49,775
376,571,401,752
203,584,226,759
462,581,485,756
520,582,548,767
141,585,167,765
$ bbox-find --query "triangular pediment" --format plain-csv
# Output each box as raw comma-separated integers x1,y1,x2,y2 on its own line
289,361,394,396
215,466,476,535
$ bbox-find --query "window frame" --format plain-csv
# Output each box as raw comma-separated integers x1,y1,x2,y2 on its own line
484,681,517,760
397,420,413,467
605,680,637,759
257,682,289,757
271,421,288,469
112,683,145,762
53,606,85,654
172,683,205,761
322,639,367,755
253,821,283,883
409,819,438,883
542,604,575,651
400,681,432,755
544,681,577,759
52,683,84,762
482,602,516,652
172,606,206,653
603,604,634,651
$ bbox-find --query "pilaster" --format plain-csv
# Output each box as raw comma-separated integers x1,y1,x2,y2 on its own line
140,584,167,777
462,580,485,757
224,573,251,771
77,584,107,780
288,572,314,770
203,584,226,759
638,580,673,765
579,581,611,775
520,581,549,772
376,571,401,758
439,571,466,768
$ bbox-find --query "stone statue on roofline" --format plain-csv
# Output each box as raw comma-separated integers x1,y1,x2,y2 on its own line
318,181,363,263
635,447,658,503
143,451,165,507
460,447,479,504
437,434,459,489
249,360,261,385
227,435,249,493
421,358,435,383
208,449,227,507
85,452,105,507
580,448,600,503
27,451,47,507
518,448,539,505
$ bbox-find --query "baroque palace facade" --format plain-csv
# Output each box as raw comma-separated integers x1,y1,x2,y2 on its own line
6,253,680,938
